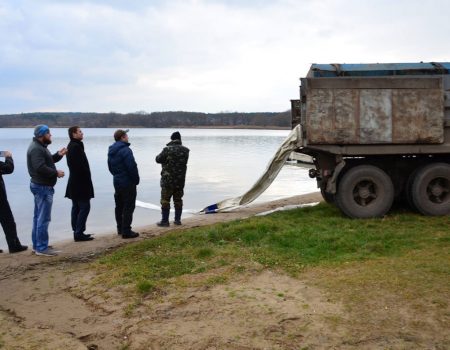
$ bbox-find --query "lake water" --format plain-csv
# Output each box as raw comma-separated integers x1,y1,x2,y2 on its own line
0,128,317,249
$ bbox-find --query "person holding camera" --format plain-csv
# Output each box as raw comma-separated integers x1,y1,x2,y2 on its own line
0,150,28,254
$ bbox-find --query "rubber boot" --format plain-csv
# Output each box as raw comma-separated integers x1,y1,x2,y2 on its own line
174,208,182,225
157,208,170,227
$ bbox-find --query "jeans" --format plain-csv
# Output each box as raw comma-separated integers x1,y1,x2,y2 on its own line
114,185,137,235
30,182,54,252
71,199,91,237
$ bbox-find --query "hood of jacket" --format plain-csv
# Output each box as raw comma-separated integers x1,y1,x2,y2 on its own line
108,141,130,156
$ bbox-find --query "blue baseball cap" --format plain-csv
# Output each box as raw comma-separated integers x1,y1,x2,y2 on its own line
34,125,50,137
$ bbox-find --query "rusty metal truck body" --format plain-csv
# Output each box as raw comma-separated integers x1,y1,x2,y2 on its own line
291,62,450,218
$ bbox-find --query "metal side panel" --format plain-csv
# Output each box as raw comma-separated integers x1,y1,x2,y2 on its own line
305,89,334,143
444,76,450,90
334,89,360,143
305,85,444,145
392,89,444,143
445,91,450,107
359,89,392,143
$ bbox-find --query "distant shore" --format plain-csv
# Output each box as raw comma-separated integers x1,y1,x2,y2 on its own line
0,110,292,129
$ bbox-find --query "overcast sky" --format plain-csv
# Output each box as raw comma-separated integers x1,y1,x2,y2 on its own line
1,0,449,114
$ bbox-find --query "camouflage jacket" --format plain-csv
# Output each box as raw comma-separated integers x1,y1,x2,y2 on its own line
155,139,189,189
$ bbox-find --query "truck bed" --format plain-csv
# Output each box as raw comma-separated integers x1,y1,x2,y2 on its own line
292,63,450,156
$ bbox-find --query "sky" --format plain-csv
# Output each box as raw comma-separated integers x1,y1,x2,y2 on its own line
1,0,449,114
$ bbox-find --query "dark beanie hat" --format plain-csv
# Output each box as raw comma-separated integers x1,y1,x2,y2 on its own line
171,131,181,140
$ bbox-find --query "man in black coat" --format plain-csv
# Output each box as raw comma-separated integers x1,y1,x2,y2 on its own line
0,151,28,253
65,126,94,242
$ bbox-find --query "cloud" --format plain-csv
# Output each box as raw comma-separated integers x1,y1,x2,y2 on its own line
1,0,449,113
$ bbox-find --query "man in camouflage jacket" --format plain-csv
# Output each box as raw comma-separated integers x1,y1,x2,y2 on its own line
155,131,189,226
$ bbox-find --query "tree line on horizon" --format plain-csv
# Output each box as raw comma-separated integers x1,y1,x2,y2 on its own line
0,111,291,128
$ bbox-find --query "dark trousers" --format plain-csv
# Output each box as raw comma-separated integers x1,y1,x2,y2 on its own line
160,187,184,210
114,185,136,235
0,184,21,251
71,199,91,237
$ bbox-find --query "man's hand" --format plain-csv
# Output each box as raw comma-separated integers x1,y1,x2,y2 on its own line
57,170,65,178
4,151,12,158
58,147,68,156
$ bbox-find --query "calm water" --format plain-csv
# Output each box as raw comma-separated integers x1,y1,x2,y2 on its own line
0,128,317,249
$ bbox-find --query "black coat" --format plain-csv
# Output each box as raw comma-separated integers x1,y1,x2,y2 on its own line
65,139,94,200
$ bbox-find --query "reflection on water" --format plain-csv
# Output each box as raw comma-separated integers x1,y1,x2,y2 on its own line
0,128,317,248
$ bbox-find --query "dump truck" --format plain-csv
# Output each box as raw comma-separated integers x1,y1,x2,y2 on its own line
291,62,450,218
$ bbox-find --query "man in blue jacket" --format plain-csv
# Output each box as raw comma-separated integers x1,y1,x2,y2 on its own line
107,129,140,239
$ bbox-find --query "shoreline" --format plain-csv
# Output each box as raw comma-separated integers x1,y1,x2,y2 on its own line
0,192,321,273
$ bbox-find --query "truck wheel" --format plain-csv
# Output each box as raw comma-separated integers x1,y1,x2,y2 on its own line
411,163,450,216
336,165,394,218
405,168,420,211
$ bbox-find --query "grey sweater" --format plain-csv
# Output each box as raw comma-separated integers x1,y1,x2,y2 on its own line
27,138,63,187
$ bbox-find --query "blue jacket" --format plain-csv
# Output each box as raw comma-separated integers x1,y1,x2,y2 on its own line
107,141,140,190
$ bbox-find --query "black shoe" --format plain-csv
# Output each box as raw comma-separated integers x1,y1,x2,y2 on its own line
74,235,94,242
174,220,182,225
9,245,28,253
122,231,139,239
157,221,170,227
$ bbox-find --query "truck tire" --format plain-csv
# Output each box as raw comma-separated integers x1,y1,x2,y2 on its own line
335,165,394,218
411,163,450,216
405,168,420,211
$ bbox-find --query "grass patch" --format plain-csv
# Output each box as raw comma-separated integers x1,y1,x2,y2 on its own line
93,203,450,294
305,245,450,346
136,280,156,294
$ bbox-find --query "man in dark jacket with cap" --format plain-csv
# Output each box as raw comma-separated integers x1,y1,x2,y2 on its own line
156,131,189,226
27,124,67,256
108,129,140,239
0,151,28,253
65,126,94,242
